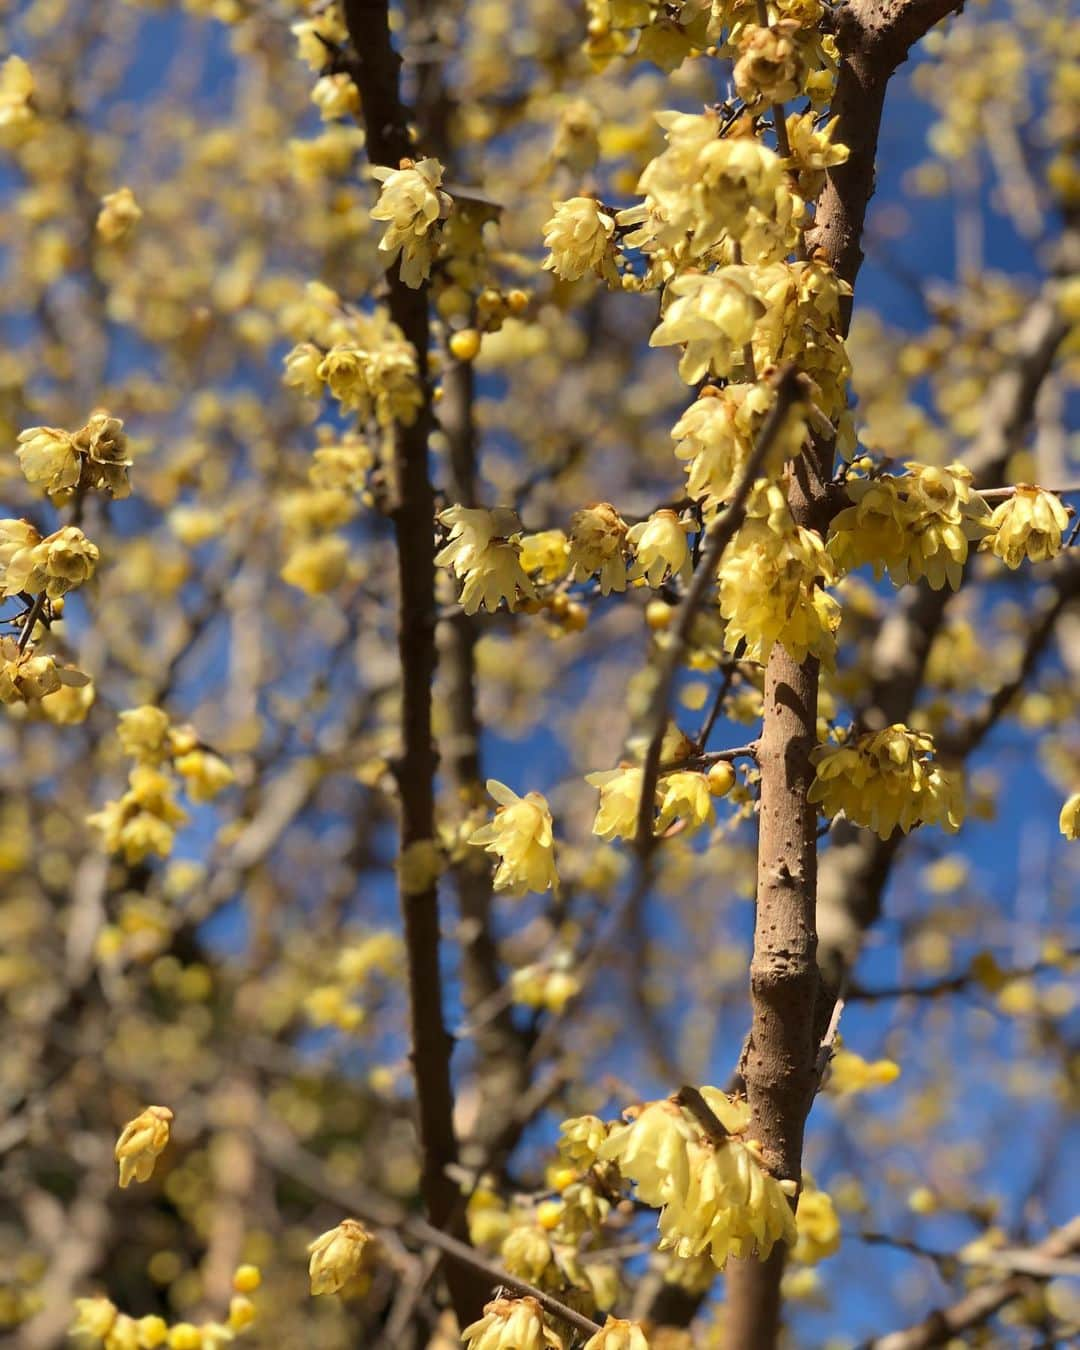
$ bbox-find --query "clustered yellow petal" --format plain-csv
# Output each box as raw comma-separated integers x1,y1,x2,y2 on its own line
307,1218,373,1295
981,485,1071,568
717,481,840,666
542,197,617,282
649,268,765,384
598,1087,797,1268
469,779,558,896
96,186,142,244
0,522,99,600
462,1296,564,1350
826,1049,902,1094
370,157,452,288
436,506,535,614
627,510,692,588
569,503,628,594
0,55,35,141
828,462,990,591
809,725,963,838
582,1317,650,1350
585,765,643,841
115,1104,173,1187
87,765,189,863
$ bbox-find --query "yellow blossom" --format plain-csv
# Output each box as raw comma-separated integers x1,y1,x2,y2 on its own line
542,197,616,282
569,503,628,594
2,525,99,600
585,764,644,841
291,5,347,69
115,1104,173,1187
71,1297,119,1340
793,1185,841,1264
734,22,807,105
435,506,534,614
649,269,766,384
627,510,692,588
307,1218,373,1295
0,55,34,140
462,1296,564,1350
826,1049,902,1094
519,529,571,583
582,1318,650,1350
370,157,452,288
558,1114,610,1169
784,112,850,198
281,535,349,595
1060,792,1080,841
810,725,963,838
469,779,558,896
96,187,142,244
117,705,172,763
981,486,1071,568
655,771,713,834
173,750,234,803
72,413,131,497
15,425,81,495
310,72,359,122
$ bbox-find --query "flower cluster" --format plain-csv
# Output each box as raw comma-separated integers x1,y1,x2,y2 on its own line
469,779,558,896
370,156,452,288
0,520,98,601
828,462,991,590
435,506,535,614
981,486,1071,568
809,724,964,838
88,705,233,863
649,267,766,383
462,1297,563,1350
17,412,132,499
672,380,810,515
115,1104,173,1188
586,759,734,842
598,1087,798,1268
717,481,840,666
283,302,422,428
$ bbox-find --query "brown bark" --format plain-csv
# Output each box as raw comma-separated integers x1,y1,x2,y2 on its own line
342,0,488,1324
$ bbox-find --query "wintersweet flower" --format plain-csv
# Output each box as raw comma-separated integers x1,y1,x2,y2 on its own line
655,771,714,834
558,1114,610,1168
0,55,34,139
628,510,692,588
469,780,558,896
981,486,1070,568
307,1218,373,1295
370,157,452,288
582,1318,650,1350
462,1297,563,1350
569,503,628,594
793,1184,841,1264
519,529,570,583
115,1105,173,1187
826,1049,902,1094
734,22,807,105
310,72,359,122
96,186,142,243
435,506,534,614
1,525,99,599
70,1297,118,1340
585,765,644,841
784,111,850,199
649,269,766,384
117,705,172,763
542,197,616,282
1060,792,1080,841
15,425,81,495
809,725,963,838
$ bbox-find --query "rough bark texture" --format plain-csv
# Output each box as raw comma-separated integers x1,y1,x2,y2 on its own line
342,0,488,1324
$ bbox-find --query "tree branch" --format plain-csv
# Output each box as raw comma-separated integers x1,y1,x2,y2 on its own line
342,0,486,1323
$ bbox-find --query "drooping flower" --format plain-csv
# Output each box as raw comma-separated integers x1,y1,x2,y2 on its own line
469,780,558,896
734,22,807,105
370,157,452,288
655,771,714,835
115,1104,173,1187
585,765,645,841
435,506,535,615
15,425,81,495
809,725,964,838
542,197,616,282
117,705,172,763
793,1183,841,1264
569,503,629,594
826,1049,902,1094
650,269,766,384
981,486,1071,568
461,1296,564,1350
96,186,142,243
628,510,692,588
307,1219,373,1295
582,1318,650,1350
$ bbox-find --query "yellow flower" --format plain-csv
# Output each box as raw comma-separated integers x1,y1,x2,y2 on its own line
582,1317,650,1350
173,750,234,803
291,5,347,69
628,510,692,588
469,779,558,896
0,638,63,705
649,270,766,384
1059,792,1080,841
280,535,349,595
118,705,172,763
982,486,1070,568
71,1297,119,1340
826,1049,901,1095
542,197,616,282
569,503,628,594
15,425,81,495
307,1218,373,1295
585,765,644,841
115,1104,173,1187
282,342,325,398
370,157,452,288
96,187,142,243
310,72,359,122
810,725,963,839
500,1226,554,1283
2,526,99,600
784,112,849,199
793,1185,841,1264
135,1315,168,1347
519,529,570,583
88,765,188,864
461,1296,564,1350
435,506,534,614
734,22,807,105
72,413,131,497
599,1088,797,1268
0,55,34,140
558,1114,610,1169
655,772,713,834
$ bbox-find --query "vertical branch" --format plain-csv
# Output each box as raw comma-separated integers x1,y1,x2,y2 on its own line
342,0,487,1324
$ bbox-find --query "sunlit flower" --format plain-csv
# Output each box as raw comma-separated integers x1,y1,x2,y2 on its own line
1060,792,1080,841
655,771,713,834
569,503,628,594
308,1218,373,1295
469,779,558,896
96,186,142,243
981,486,1070,568
542,197,616,282
650,269,766,384
370,157,452,288
115,1104,173,1187
462,1296,563,1350
585,765,644,841
628,510,692,588
826,1049,902,1094
15,425,81,495
582,1318,650,1350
